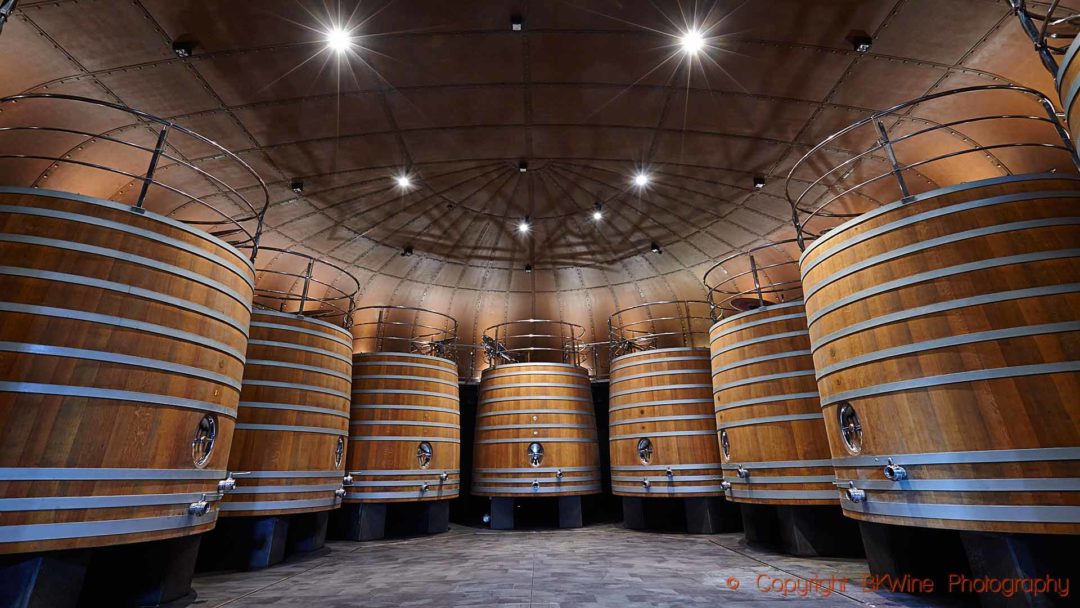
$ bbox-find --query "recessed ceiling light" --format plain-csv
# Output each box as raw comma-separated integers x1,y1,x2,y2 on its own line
853,36,872,53
633,173,650,187
511,14,523,31
290,180,304,194
172,41,195,58
524,264,533,273
753,176,766,189
401,245,414,257
395,174,412,189
518,217,531,233
650,241,662,254
326,27,352,53
592,202,603,221
680,29,705,55
519,160,528,173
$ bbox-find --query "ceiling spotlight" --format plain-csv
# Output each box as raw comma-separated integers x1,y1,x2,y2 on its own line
172,41,195,58
592,202,603,221
853,35,872,53
633,173,650,187
650,241,662,254
753,176,766,189
518,217,531,234
401,245,414,257
511,14,523,31
679,29,705,55
395,174,413,189
326,27,352,53
290,180,304,194
518,160,528,173
524,264,533,273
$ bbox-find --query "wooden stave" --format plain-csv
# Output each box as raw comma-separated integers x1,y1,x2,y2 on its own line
799,175,1080,534
221,310,352,517
709,304,837,505
473,363,601,497
608,348,724,497
346,353,461,503
0,189,253,554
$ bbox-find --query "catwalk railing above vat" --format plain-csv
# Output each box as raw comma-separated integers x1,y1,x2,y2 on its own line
703,240,806,319
0,94,269,254
784,85,1080,248
1011,0,1080,76
483,319,585,368
246,247,360,329
608,300,712,357
352,305,458,359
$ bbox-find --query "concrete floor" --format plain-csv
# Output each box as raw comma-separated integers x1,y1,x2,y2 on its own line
188,524,964,607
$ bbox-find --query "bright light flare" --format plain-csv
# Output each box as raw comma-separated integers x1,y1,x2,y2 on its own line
395,174,412,189
326,27,352,52
517,220,531,234
633,173,650,187
680,29,705,55
592,209,603,221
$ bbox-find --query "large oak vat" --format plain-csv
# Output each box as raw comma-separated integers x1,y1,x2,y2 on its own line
0,188,255,554
221,309,352,516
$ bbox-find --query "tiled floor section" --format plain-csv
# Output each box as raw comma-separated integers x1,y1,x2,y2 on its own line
188,524,964,607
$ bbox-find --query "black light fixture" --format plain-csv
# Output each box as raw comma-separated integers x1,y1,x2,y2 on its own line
524,264,532,273
401,245,414,257
511,14,523,31
853,35,872,53
518,160,528,173
650,241,662,254
172,40,195,58
753,176,766,189
290,180,304,194
592,202,603,221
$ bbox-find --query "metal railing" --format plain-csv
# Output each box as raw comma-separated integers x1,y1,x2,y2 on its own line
249,248,360,328
608,300,712,357
0,94,269,254
578,341,611,381
352,305,458,359
703,240,807,319
453,343,485,383
483,319,585,368
1012,0,1080,75
785,85,1079,249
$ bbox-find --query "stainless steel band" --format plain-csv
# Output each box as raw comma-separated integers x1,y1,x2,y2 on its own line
821,361,1080,407
0,301,245,363
611,475,722,483
832,446,1080,467
610,398,712,413
717,413,824,430
710,300,806,329
476,423,595,431
346,479,461,487
356,351,456,365
481,382,589,392
344,490,460,500
609,369,710,384
239,401,350,419
0,491,220,511
353,361,457,374
474,476,600,484
235,423,347,436
712,370,816,393
352,404,460,415
349,435,461,443
478,408,593,418
479,395,591,405
475,437,595,444
712,350,812,375
815,322,1080,380
0,341,242,390
609,430,715,440
710,312,808,340
726,489,838,500
610,464,722,472
840,498,1080,523
229,483,342,494
0,512,220,543
715,392,820,413
611,347,708,362
220,497,342,512
244,470,345,478
243,379,350,400
806,248,1080,328
248,339,351,364
613,485,724,494
352,388,457,400
472,484,601,494
0,187,255,277
0,381,236,417
353,374,458,388
610,355,708,373
722,458,835,470
0,232,251,309
0,266,250,335
482,370,587,379
837,478,1080,492
351,420,460,429
246,358,350,382
726,475,836,485
350,469,461,476
251,309,352,341
810,283,1080,355
711,331,808,358
250,320,352,348
0,467,227,481
609,384,712,398
800,191,1080,279
474,466,595,473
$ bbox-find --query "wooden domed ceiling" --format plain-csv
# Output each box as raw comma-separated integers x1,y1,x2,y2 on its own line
0,0,1067,372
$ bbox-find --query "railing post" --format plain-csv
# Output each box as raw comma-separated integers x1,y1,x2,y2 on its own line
1011,0,1063,77
749,254,765,309
297,258,314,315
1038,96,1080,170
874,119,911,201
135,125,169,210
376,308,385,352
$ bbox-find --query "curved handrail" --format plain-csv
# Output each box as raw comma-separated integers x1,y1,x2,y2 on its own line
1012,0,1080,75
785,85,1079,249
608,300,712,356
703,240,806,318
0,94,269,255
246,247,360,328
352,305,459,358
484,319,585,367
